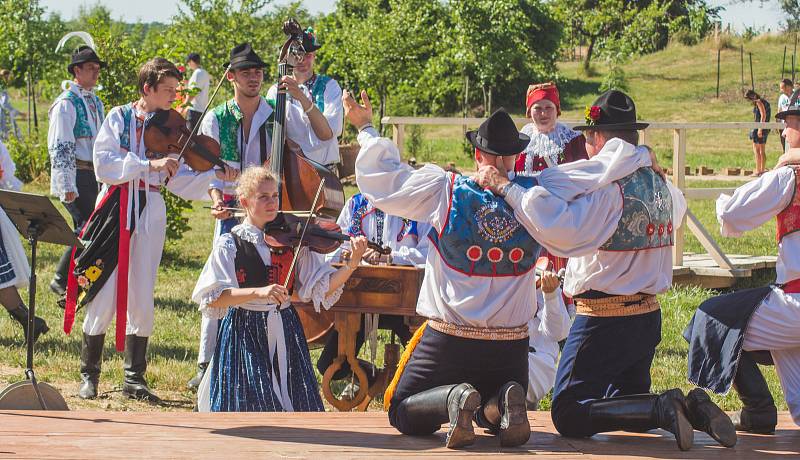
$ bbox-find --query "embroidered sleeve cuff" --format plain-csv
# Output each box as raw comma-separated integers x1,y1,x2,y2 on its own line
357,127,380,145
503,183,525,209
310,274,344,313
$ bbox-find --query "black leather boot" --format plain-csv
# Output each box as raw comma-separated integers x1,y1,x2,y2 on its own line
478,381,531,447
587,389,694,451
396,383,481,448
49,248,71,296
79,333,104,399
685,388,737,447
187,362,208,391
7,304,49,344
122,335,161,403
731,351,778,434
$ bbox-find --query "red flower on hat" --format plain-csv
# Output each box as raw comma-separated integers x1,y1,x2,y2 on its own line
584,105,602,125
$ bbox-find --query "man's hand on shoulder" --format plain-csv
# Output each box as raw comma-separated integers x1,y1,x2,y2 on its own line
475,165,511,196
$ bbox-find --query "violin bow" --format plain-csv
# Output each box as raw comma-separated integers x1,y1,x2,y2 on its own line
174,62,232,164
281,178,326,289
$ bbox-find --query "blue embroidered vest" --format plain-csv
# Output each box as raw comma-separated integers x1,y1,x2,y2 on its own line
55,89,104,140
118,104,134,151
308,74,331,112
429,175,541,277
348,193,420,243
601,167,674,251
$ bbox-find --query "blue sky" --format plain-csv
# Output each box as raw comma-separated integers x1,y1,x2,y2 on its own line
40,0,784,32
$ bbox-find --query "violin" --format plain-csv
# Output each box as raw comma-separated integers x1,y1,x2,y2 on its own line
143,108,228,172
263,212,391,255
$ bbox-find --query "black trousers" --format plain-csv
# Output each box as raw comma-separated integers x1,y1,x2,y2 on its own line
53,169,99,287
316,314,412,377
551,309,662,437
187,109,203,133
388,326,528,435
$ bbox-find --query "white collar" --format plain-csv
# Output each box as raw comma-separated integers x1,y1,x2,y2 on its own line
232,221,263,245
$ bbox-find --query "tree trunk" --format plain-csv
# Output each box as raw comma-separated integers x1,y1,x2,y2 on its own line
481,85,488,117
583,35,597,73
378,90,386,136
32,79,38,132
487,87,493,115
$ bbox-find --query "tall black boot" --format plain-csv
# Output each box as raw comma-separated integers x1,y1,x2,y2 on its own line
587,389,694,451
731,351,778,434
122,335,161,403
79,333,104,399
477,381,531,447
7,304,49,344
685,388,737,447
49,248,71,296
395,383,481,448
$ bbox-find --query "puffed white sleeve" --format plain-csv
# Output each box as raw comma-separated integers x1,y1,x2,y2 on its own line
48,100,78,200
716,166,795,237
93,107,150,185
164,165,216,201
391,221,432,267
355,128,453,232
293,247,342,312
504,183,623,258
324,198,355,264
191,233,239,319
537,139,652,201
323,79,343,137
537,287,571,343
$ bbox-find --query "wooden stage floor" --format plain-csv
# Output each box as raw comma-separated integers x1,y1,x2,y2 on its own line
0,411,796,458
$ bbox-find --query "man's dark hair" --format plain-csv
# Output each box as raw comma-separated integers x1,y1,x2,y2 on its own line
138,58,181,95
783,78,794,87
598,129,639,145
186,53,201,64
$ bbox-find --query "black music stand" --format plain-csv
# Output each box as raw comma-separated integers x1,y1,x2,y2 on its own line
0,190,80,410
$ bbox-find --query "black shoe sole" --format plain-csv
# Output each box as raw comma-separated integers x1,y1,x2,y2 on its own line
446,389,481,449
499,382,531,447
671,399,694,451
688,389,737,448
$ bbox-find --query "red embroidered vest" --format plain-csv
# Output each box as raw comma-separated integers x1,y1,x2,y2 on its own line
776,166,800,243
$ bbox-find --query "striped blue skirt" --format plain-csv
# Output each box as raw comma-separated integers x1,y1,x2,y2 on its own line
0,225,16,286
209,306,324,412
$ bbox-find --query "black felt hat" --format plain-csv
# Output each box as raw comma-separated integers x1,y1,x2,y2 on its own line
465,108,530,156
573,89,649,131
302,27,322,52
67,46,106,74
224,43,267,70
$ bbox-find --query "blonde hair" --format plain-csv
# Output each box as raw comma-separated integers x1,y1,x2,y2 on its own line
235,166,278,200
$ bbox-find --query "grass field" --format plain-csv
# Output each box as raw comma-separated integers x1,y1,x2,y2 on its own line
0,34,790,413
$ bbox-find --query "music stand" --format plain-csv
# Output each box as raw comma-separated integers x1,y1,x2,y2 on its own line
0,190,80,410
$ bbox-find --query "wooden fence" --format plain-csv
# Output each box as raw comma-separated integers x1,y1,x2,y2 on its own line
381,116,785,270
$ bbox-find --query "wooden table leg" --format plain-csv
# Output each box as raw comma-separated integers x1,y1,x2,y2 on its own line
321,312,370,411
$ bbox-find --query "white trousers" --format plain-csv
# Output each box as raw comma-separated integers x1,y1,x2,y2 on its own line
82,191,166,337
743,287,800,425
196,217,226,363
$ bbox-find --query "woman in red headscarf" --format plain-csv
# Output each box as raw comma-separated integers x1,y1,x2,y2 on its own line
515,82,588,175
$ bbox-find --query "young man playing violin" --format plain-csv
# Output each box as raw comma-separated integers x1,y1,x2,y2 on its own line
188,43,311,389
192,166,368,411
63,57,238,403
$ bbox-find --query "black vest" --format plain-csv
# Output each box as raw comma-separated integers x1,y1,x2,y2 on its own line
231,234,294,292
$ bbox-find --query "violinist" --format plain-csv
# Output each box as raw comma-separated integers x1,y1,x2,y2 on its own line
64,57,238,403
266,27,342,174
188,43,309,390
317,193,430,393
191,166,368,412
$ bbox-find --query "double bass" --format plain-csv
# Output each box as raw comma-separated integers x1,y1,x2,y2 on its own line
270,19,344,344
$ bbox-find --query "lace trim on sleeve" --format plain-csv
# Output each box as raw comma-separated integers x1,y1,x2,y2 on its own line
310,273,343,313
199,285,229,319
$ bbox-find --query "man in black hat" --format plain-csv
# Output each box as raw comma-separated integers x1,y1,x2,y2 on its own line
187,42,314,390
345,89,649,448
684,103,800,433
477,89,734,451
266,27,341,174
48,45,106,297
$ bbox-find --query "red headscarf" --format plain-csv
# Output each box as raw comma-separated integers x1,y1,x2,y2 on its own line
526,82,561,116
